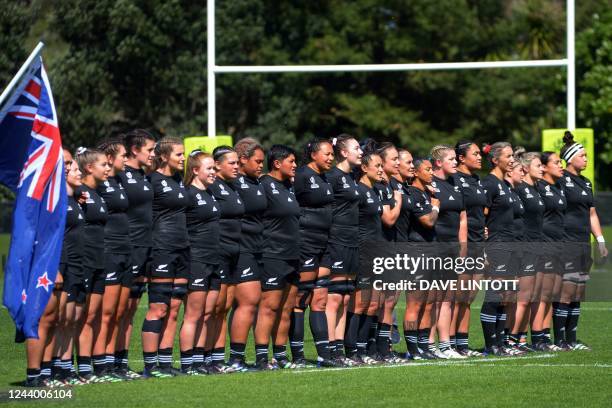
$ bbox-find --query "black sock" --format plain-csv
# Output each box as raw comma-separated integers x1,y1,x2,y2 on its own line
255,343,268,363
418,328,430,353
105,354,115,373
158,347,173,368
143,351,157,370
229,342,246,363
480,301,498,349
357,315,372,355
204,350,212,366
332,340,344,358
273,345,287,361
542,328,551,344
289,310,305,360
77,355,92,375
26,368,41,381
60,359,72,379
439,339,451,352
180,349,193,371
553,302,570,344
115,349,128,370
344,312,360,358
211,347,225,365
450,335,456,349
92,354,106,375
192,347,205,369
51,357,62,378
566,302,580,344
309,311,330,360
519,331,528,343
495,306,507,347
456,332,469,351
377,323,391,356
404,329,419,356
40,361,52,380
531,330,542,345
367,316,378,356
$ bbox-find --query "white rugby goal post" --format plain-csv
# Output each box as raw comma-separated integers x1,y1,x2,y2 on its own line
206,0,576,137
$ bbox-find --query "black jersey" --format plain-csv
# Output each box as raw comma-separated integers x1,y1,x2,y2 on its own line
232,174,267,253
186,185,220,262
509,188,525,241
97,176,130,254
260,175,301,259
79,184,108,268
208,178,245,257
515,182,545,241
432,176,464,242
450,171,487,242
373,181,397,242
61,195,85,269
117,165,153,247
406,186,436,242
358,182,384,244
558,171,593,242
390,178,414,242
326,167,361,247
482,174,514,242
150,172,189,251
294,166,334,249
536,179,566,241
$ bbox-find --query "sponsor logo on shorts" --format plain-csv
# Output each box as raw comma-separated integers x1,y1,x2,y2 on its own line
266,277,278,285
496,264,506,271
332,261,344,269
525,264,534,271
565,262,574,269
106,272,117,280
303,258,314,267
241,267,253,277
545,261,552,269
156,264,169,273
192,278,205,287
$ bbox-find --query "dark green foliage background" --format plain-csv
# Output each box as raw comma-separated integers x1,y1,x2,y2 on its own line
1,0,610,188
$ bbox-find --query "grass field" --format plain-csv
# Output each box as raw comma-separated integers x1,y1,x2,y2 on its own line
0,230,611,407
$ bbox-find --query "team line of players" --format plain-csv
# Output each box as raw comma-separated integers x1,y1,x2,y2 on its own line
23,129,608,386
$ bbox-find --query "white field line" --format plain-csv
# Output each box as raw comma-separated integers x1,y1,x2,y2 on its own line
291,354,556,374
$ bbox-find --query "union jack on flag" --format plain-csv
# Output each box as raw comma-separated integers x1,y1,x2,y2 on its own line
1,55,67,340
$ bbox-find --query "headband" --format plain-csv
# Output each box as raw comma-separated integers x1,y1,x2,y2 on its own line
562,142,584,163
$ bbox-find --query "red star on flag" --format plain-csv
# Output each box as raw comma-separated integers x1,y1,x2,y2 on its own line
21,290,27,304
36,272,52,292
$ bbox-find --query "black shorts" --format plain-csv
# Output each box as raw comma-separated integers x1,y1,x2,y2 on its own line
61,264,86,304
233,252,263,283
189,261,221,291
131,246,151,279
517,250,538,277
218,253,238,284
150,248,190,279
535,242,563,274
562,242,592,273
83,267,106,295
321,243,359,275
299,245,325,273
261,258,300,291
104,252,132,287
484,243,513,277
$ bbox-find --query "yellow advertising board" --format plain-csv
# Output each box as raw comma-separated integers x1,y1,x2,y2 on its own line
184,135,234,157
541,128,595,191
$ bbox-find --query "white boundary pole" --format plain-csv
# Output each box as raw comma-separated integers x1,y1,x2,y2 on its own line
567,0,576,130
207,0,216,137
0,42,45,108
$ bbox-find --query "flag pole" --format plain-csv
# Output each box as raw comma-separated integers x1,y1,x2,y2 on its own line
0,42,45,109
